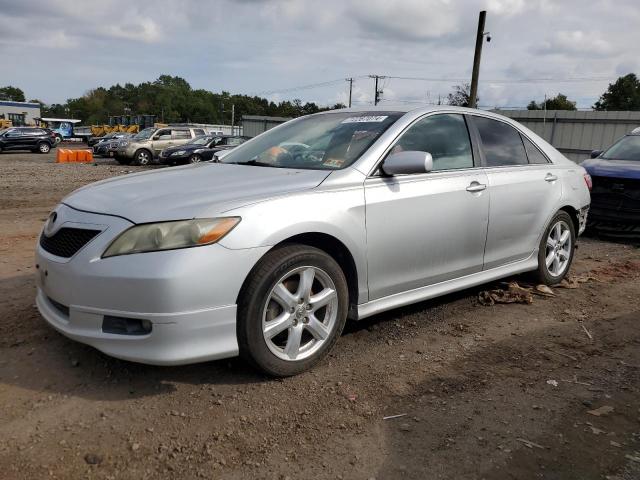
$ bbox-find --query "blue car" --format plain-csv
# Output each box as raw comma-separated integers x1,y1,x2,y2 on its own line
582,129,640,235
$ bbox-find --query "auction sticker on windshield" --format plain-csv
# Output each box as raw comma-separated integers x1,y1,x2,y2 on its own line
341,116,388,123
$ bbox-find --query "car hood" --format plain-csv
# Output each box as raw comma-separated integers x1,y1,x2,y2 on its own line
63,163,332,224
582,158,640,180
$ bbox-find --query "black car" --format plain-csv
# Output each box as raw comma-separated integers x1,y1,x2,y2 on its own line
93,133,133,157
0,127,58,154
158,135,249,165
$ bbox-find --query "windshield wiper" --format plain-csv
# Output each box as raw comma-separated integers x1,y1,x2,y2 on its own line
236,159,274,167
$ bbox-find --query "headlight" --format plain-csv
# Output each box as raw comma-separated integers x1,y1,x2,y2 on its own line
171,150,187,156
103,217,240,258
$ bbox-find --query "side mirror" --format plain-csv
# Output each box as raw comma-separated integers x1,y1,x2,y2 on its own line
590,150,602,159
383,151,433,175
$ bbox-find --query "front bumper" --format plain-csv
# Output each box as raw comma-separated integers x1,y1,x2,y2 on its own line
158,152,190,164
36,289,239,365
35,204,270,365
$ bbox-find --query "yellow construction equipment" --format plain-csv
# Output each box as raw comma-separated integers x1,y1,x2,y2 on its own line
0,119,12,129
90,124,139,137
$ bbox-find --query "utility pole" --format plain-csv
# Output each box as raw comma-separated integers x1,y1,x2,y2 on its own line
231,104,235,134
469,10,489,109
369,75,386,106
345,78,353,108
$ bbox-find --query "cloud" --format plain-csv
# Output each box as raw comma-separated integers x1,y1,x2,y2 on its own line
534,30,614,57
348,0,461,42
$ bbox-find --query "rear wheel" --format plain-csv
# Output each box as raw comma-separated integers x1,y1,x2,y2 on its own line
38,142,51,154
534,211,575,285
237,245,349,376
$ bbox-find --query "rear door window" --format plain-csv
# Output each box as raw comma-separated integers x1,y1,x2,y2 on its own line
193,128,205,136
473,116,528,166
172,130,191,139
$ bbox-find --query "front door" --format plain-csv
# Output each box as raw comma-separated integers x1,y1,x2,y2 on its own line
151,128,173,156
365,113,490,300
4,129,25,150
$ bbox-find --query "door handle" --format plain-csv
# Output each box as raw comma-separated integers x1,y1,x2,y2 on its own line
466,182,487,193
545,173,558,182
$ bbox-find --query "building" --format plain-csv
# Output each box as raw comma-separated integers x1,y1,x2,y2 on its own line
242,115,291,137
0,100,41,126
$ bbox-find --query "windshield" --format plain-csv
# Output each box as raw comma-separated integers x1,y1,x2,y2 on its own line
601,135,640,161
189,136,214,146
133,127,155,141
220,112,403,170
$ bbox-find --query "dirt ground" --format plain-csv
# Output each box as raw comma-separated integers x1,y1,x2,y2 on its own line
1,147,639,480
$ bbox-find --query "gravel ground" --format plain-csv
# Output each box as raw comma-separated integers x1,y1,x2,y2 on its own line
1,147,639,480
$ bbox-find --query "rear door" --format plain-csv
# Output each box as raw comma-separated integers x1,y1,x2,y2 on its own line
469,115,561,269
365,113,490,299
23,129,40,148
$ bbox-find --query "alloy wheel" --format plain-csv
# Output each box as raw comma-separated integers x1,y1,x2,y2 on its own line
545,220,572,277
39,143,50,153
137,151,150,165
262,266,339,361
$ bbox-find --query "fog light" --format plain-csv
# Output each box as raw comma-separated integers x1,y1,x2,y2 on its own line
102,316,153,335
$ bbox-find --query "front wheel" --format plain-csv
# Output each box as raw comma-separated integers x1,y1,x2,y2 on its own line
534,211,576,285
133,149,152,166
38,142,51,154
237,245,349,376
188,154,202,164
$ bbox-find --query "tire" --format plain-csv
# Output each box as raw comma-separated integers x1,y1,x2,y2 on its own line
38,142,51,154
133,149,152,166
237,244,349,376
534,211,576,285
189,154,202,164
54,135,62,145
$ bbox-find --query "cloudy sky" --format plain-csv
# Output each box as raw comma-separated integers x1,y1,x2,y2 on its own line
1,0,639,109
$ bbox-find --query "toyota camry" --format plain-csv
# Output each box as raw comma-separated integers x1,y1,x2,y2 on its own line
35,106,591,376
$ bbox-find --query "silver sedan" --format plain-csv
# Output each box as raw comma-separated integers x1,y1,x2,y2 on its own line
35,106,591,376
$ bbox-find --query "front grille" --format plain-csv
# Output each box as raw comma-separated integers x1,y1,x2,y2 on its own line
591,176,640,214
40,227,101,258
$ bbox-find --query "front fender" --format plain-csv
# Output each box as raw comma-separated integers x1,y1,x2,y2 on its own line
219,187,368,302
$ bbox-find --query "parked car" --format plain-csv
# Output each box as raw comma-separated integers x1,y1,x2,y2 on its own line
159,135,249,165
0,127,57,153
35,106,590,376
88,132,122,148
115,126,207,165
93,133,133,157
582,129,640,235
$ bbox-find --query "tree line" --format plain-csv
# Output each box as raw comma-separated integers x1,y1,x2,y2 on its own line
1,73,640,125
440,74,640,111
0,75,344,125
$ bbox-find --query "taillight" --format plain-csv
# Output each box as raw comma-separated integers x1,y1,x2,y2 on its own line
583,173,592,191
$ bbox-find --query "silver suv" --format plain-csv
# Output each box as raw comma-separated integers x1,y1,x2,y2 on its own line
116,126,207,165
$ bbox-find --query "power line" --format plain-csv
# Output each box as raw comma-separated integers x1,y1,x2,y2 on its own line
253,76,367,96
385,75,612,84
